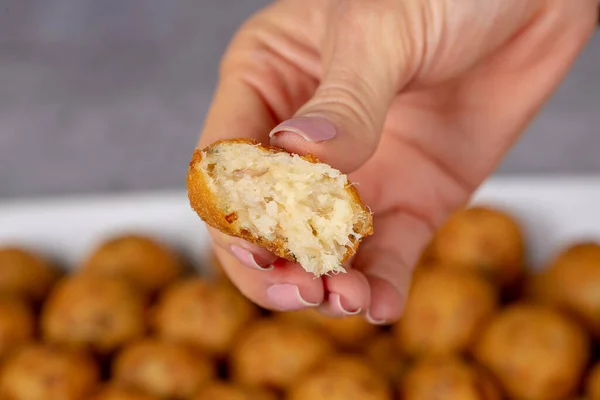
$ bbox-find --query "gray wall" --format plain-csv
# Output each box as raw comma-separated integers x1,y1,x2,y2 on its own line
0,0,598,199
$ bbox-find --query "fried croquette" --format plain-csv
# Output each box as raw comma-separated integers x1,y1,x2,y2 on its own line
0,344,99,400
586,361,600,400
230,318,334,390
186,139,373,276
531,242,600,337
152,278,258,356
0,296,35,359
82,234,183,293
474,303,590,400
192,381,278,400
287,354,392,400
113,339,215,400
393,268,498,357
428,206,525,285
400,356,502,400
42,274,147,354
363,334,408,382
0,247,59,301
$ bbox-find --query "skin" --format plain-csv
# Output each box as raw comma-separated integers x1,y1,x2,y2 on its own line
197,0,598,323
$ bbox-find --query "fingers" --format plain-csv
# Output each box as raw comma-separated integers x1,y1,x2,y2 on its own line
270,1,413,173
353,210,433,324
208,227,277,271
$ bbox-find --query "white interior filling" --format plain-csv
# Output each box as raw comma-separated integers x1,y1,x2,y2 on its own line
200,143,364,275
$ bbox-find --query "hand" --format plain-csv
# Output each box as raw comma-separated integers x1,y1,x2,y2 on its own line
197,0,597,323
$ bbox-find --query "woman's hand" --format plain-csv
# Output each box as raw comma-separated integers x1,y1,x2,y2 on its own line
197,0,597,324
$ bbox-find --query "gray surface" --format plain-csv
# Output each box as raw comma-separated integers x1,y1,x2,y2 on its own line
0,1,598,200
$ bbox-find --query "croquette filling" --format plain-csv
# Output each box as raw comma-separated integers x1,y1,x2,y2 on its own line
200,143,368,276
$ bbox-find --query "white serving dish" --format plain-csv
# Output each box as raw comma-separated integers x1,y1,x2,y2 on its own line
1,176,600,271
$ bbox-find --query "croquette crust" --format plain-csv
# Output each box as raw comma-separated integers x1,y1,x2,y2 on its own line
186,138,373,266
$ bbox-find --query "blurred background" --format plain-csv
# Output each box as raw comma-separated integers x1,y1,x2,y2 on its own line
0,0,598,200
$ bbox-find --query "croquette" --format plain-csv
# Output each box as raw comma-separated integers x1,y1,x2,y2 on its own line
474,303,590,400
193,381,278,400
0,247,59,301
88,384,160,400
400,355,502,400
186,139,373,276
152,278,258,356
0,295,35,359
0,344,99,400
230,318,334,389
82,234,183,293
393,268,498,357
42,274,147,354
427,206,525,285
113,339,215,400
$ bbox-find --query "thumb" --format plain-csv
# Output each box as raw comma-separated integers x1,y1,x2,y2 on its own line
269,2,415,173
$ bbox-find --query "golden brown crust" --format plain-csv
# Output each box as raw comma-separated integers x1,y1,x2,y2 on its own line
186,138,373,268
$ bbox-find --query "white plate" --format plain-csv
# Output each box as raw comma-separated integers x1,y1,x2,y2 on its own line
1,176,600,271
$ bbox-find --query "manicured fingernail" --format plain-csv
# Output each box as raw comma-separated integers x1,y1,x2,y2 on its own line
269,116,337,142
329,293,361,316
267,284,320,311
366,310,387,325
230,245,273,271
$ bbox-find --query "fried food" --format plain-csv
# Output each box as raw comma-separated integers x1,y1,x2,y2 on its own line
0,247,59,301
427,206,525,285
187,139,373,276
474,303,590,400
88,384,160,400
113,339,215,400
0,295,35,359
42,274,147,354
393,268,498,357
530,242,600,337
152,278,258,355
0,344,99,400
230,318,334,390
400,355,501,400
363,334,408,381
193,381,278,400
287,354,392,400
82,234,183,293
277,308,378,350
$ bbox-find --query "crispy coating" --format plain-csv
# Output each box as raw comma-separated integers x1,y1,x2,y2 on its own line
41,274,147,355
82,234,183,293
113,339,215,400
88,384,160,400
427,206,525,286
230,318,334,390
474,303,590,400
0,247,59,301
400,356,502,400
192,381,278,400
186,139,373,271
0,344,99,400
393,268,498,357
277,308,378,350
287,354,392,400
0,295,35,360
529,242,600,337
152,278,258,356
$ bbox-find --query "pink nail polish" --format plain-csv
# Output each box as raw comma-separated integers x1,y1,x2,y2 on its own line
230,245,273,271
329,293,361,316
366,310,387,325
269,116,337,142
267,284,320,311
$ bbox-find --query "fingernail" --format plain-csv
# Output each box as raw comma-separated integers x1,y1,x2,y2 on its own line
230,245,273,271
269,116,337,142
366,310,387,325
329,293,361,316
267,284,320,311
